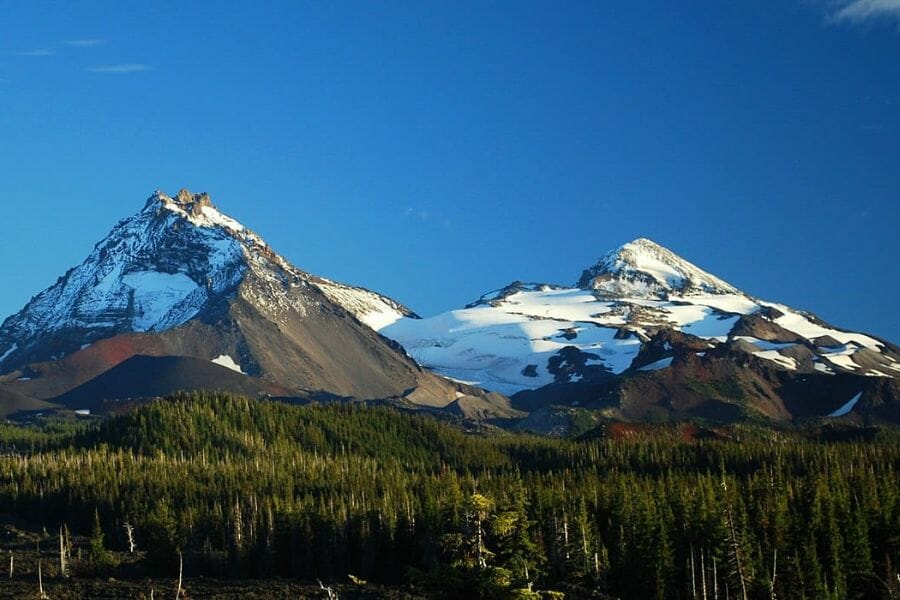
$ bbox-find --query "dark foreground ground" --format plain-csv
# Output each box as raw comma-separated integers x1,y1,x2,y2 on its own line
0,579,425,599
0,522,425,599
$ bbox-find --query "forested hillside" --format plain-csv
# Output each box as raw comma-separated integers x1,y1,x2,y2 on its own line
0,395,898,599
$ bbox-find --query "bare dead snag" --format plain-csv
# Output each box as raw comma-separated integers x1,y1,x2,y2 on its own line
318,579,339,599
124,522,136,553
175,551,183,600
58,527,68,579
38,560,49,599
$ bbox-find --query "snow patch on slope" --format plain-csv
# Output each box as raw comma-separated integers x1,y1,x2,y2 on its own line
828,392,862,417
195,205,245,232
680,310,740,339
316,281,410,330
736,337,797,351
121,271,200,331
212,354,245,374
638,357,674,371
752,350,798,371
0,344,17,363
761,303,882,350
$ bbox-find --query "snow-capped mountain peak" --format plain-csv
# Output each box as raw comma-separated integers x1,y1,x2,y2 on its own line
578,237,740,298
379,237,899,400
0,189,414,371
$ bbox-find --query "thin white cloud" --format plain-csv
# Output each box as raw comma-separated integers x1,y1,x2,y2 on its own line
13,49,55,57
63,39,104,47
403,207,452,229
85,63,154,74
404,207,430,221
827,0,900,25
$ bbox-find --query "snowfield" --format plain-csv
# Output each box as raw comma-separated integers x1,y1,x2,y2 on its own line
383,305,642,395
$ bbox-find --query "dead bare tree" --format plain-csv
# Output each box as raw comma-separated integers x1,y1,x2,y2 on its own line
690,545,697,599
769,548,777,600
124,522,136,553
722,477,749,600
38,560,49,599
701,548,708,600
232,498,243,553
713,554,719,600
58,527,68,579
175,551,183,600
8,552,12,580
318,579,339,599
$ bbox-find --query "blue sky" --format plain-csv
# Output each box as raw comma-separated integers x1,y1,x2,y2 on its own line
2,1,899,341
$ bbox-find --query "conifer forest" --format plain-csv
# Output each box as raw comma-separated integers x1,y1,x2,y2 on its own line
0,393,897,599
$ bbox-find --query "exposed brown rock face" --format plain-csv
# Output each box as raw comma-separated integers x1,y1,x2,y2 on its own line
172,188,214,217
730,313,803,343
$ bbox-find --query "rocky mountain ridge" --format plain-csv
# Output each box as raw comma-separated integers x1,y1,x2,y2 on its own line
0,191,896,426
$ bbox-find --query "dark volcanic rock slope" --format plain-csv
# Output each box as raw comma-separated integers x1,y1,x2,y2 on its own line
0,189,484,410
